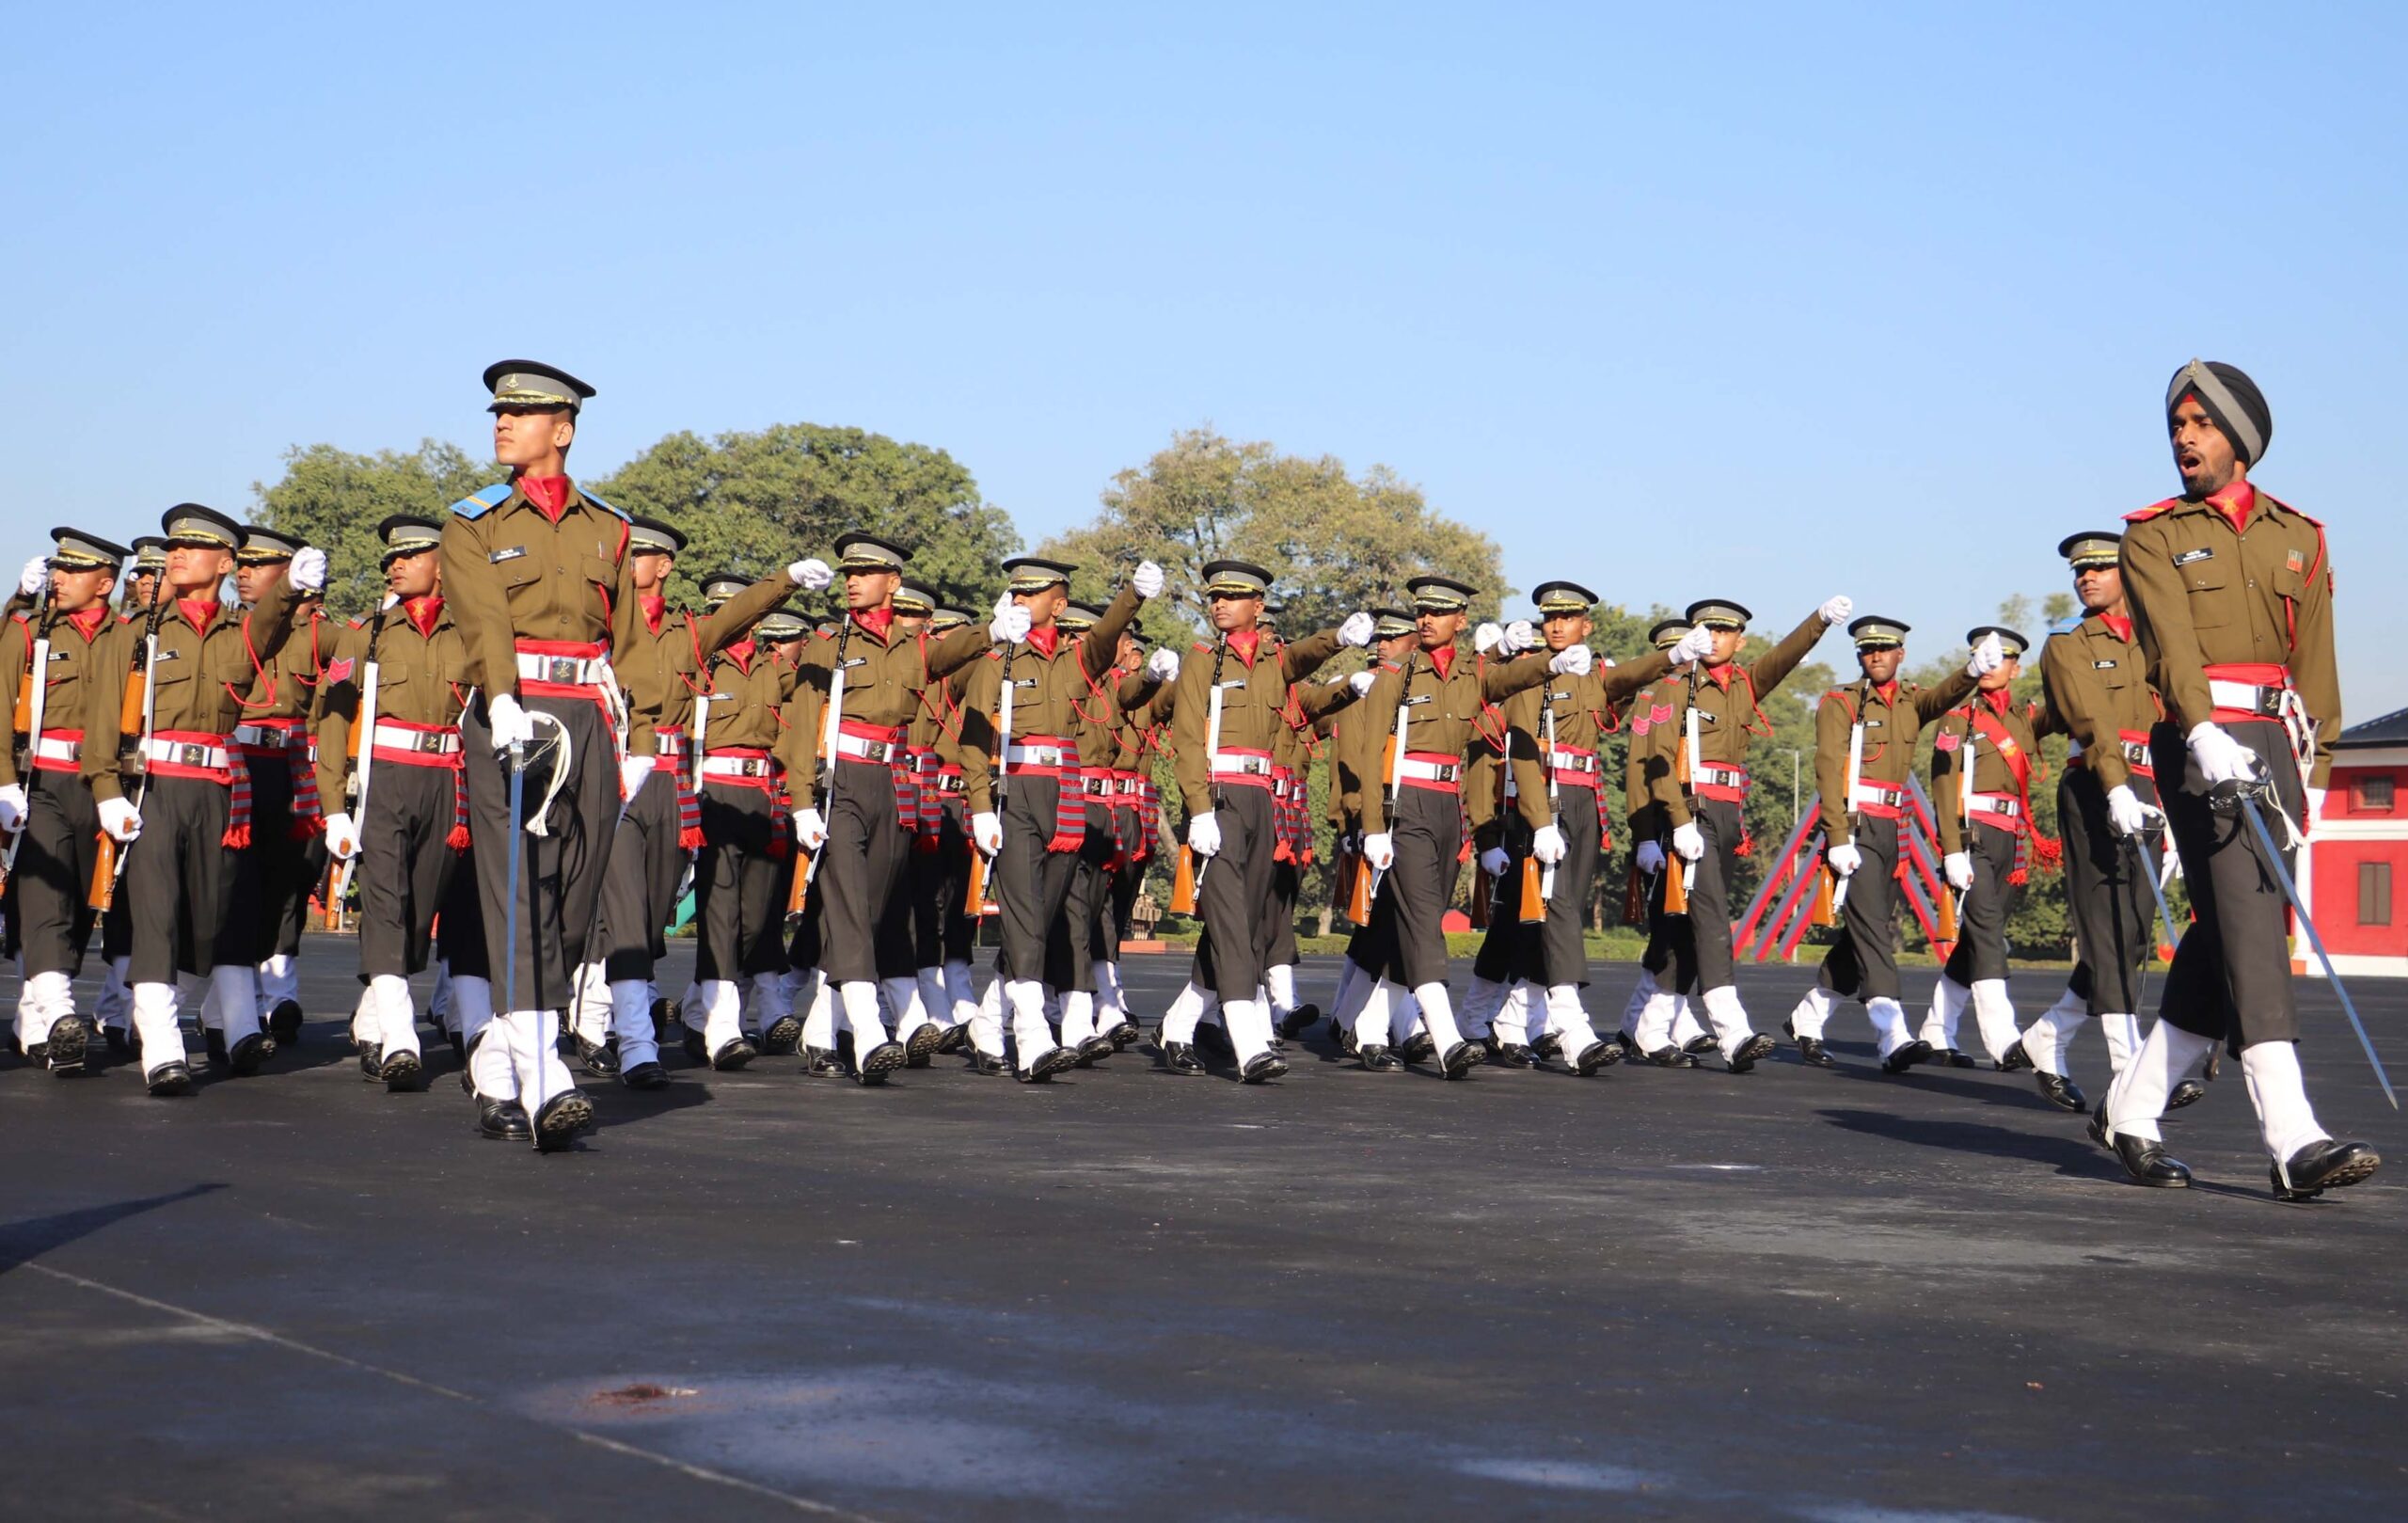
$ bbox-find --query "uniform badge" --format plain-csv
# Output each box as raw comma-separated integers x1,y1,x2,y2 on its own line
2093,659,2117,670
325,658,355,684
1935,732,1960,752
1632,716,1650,736
489,547,528,563
2173,547,2213,566
1650,703,1672,725
2286,548,2305,573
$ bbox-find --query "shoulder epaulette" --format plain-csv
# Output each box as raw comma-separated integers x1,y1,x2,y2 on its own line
450,483,513,518
2257,491,2322,529
348,615,368,630
2122,497,2180,524
579,486,629,521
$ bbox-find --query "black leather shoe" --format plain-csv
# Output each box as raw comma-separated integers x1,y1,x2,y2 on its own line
1068,1033,1110,1067
576,1035,620,1077
902,1023,943,1067
1881,1039,1933,1074
966,1051,1008,1075
1359,1043,1402,1072
103,1026,134,1057
1531,1031,1563,1060
1275,1003,1322,1039
760,1016,803,1056
1196,1022,1236,1058
1102,1020,1139,1051
1240,1051,1289,1084
43,1016,90,1073
1998,1039,2035,1072
1160,1040,1205,1075
1572,1039,1622,1076
146,1061,195,1097
1682,1033,1720,1056
1398,1032,1436,1065
710,1037,757,1071
620,1060,669,1091
1937,1047,1978,1069
2272,1139,2382,1201
267,999,304,1044
1334,1023,1359,1056
226,1031,273,1076
445,1028,466,1061
2087,1108,2190,1187
852,1040,907,1086
532,1091,594,1152
477,1097,532,1139
1641,1046,1698,1069
1797,1036,1836,1069
1725,1032,1777,1073
2168,1078,2207,1111
357,1044,386,1081
379,1049,423,1091
1016,1046,1078,1083
204,1029,228,1066
2034,1071,2087,1112
936,1023,970,1054
1490,1041,1535,1069
800,1045,840,1077
1437,1039,1483,1079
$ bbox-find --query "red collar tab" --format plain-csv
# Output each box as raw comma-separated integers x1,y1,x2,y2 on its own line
1874,678,1899,706
1226,628,1260,666
2205,479,2257,531
851,606,895,641
177,597,220,634
518,473,570,520
1430,644,1455,680
1025,626,1060,658
640,594,667,633
405,595,444,638
2099,611,2134,643
1981,687,2012,717
65,605,109,639
725,639,754,669
1703,660,1736,690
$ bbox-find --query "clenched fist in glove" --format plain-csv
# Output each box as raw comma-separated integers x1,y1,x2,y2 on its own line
99,796,142,843
486,693,535,753
1942,851,1973,892
1474,622,1504,656
793,808,829,852
1826,843,1862,877
1671,819,1705,862
1635,839,1666,875
1337,611,1375,648
17,557,46,597
2105,784,2154,837
1502,620,1539,653
1146,647,1180,683
1671,624,1718,666
1818,594,1854,627
1547,643,1592,675
972,811,1003,856
1479,846,1511,878
1530,823,1566,866
290,546,327,594
0,784,26,833
1361,833,1395,872
1347,669,1377,697
1964,630,2006,678
324,812,359,861
1187,811,1222,858
2186,722,2259,787
990,594,1031,644
1133,561,1164,598
789,558,832,590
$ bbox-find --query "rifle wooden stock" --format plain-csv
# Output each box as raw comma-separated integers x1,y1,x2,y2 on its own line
787,844,814,918
1808,859,1837,928
1342,845,1374,925
1168,844,1196,914
1517,855,1545,923
1661,843,1689,915
87,833,118,912
1468,865,1492,928
1934,884,1960,943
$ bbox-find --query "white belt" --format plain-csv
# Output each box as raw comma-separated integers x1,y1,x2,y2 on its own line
1968,793,2023,819
145,738,231,770
701,755,778,781
372,722,462,756
1006,743,1069,769
515,650,609,686
1398,757,1461,784
1208,752,1274,777
31,735,82,766
1549,751,1600,774
233,722,302,748
655,730,685,756
835,731,901,763
1695,764,1750,788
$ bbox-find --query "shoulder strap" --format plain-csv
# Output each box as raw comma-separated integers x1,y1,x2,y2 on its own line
2122,496,2179,524
450,482,513,518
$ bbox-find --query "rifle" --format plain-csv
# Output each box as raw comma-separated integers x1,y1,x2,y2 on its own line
90,583,171,911
1933,713,1969,943
3,568,56,890
800,615,851,904
1504,720,1544,925
1679,694,1702,897
1538,696,1561,908
965,634,1015,917
1830,717,1866,913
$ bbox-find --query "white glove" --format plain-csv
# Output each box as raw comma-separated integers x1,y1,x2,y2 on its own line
324,811,359,862
789,557,832,590
17,556,46,597
0,783,26,832
1362,832,1395,871
1818,594,1854,627
2105,783,2152,837
618,756,655,801
1146,647,1180,682
2186,722,2258,786
1547,643,1592,676
486,693,535,753
1347,669,1376,697
1531,824,1566,866
1474,622,1504,656
1826,843,1862,877
1188,810,1222,858
1337,611,1375,648
1635,840,1666,875
1671,820,1705,862
1479,846,1511,877
793,807,829,852
1502,620,1539,653
1132,560,1164,598
2305,785,2327,842
972,811,1003,856
1964,630,2005,678
1671,625,1718,665
990,593,1031,644
99,796,142,843
290,546,327,594
1943,851,1973,892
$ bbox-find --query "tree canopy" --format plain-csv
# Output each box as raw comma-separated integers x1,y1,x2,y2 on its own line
250,440,492,619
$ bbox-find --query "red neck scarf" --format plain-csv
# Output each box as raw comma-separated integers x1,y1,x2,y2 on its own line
517,473,571,521
1703,660,1736,690
2206,479,2257,533
1874,678,1899,706
852,606,895,641
1429,643,1455,680
404,595,444,639
2099,611,2134,643
1226,628,1261,666
65,604,109,641
177,597,220,636
640,595,667,634
1025,626,1060,658
725,639,754,672
1981,686,2013,718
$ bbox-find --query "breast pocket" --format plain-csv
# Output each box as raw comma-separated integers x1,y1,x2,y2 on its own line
2182,560,2231,626
581,554,616,591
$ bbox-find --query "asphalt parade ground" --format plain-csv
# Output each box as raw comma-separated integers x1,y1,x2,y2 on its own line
4,936,2403,1522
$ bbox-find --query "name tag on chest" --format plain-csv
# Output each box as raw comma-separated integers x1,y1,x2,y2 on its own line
2174,547,2213,566
489,547,529,563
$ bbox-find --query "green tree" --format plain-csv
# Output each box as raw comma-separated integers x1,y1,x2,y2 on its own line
250,440,492,618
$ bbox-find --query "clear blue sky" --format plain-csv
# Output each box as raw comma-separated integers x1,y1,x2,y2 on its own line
8,5,2403,713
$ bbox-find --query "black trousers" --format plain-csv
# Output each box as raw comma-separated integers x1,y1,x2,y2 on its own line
357,760,460,979
1939,818,2023,985
128,774,257,983
436,840,490,980
991,773,1084,983
1816,813,1902,1003
593,770,685,983
1668,795,1747,995
12,770,102,979
694,780,786,981
2062,768,2162,1017
243,753,327,963
815,760,909,985
1045,799,1121,994
460,695,617,1012
2154,721,2306,1053
1364,785,1462,992
1110,828,1145,942
1191,785,1278,1002
1470,869,1520,985
1516,784,1600,989
909,799,975,966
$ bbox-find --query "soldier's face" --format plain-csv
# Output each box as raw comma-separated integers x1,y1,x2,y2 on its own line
2073,563,2123,613
896,612,929,639
1541,611,1591,653
131,571,159,607
1418,611,1465,648
1016,584,1067,627
1706,625,1744,664
845,569,899,611
630,549,672,594
2170,397,2240,494
50,566,113,612
1978,656,2020,693
1207,593,1259,632
1376,632,1417,662
1859,646,1903,683
388,549,438,601
166,544,232,594
1117,632,1142,668
493,405,575,468
235,561,286,603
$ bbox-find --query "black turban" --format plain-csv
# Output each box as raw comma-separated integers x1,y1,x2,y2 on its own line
2166,358,2271,465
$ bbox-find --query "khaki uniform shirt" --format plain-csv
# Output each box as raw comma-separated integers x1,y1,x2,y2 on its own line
2040,614,2162,794
1352,642,1552,837
1930,693,2053,856
1,607,119,788
83,582,300,803
1811,665,1977,848
955,588,1145,814
314,599,474,807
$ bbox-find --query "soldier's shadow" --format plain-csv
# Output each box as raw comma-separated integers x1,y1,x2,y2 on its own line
0,1183,228,1277
1816,1056,2066,1111
1816,1106,2109,1179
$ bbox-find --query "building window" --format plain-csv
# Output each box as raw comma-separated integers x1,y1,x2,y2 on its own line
2354,774,2396,813
2360,862,2392,927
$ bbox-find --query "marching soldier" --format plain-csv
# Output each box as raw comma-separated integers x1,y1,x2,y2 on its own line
958,555,1156,1080
1348,576,1570,1076
1095,626,1174,1046
1636,595,1848,1070
2011,531,2199,1112
902,599,982,1048
2098,359,2377,1198
1321,608,1419,1051
1923,627,2059,1070
233,524,337,1045
1784,616,1997,1071
85,504,318,1094
1620,616,1699,1057
3,529,131,1071
440,359,665,1151
93,535,166,1052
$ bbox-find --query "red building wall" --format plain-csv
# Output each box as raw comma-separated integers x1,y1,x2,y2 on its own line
2316,761,2408,959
